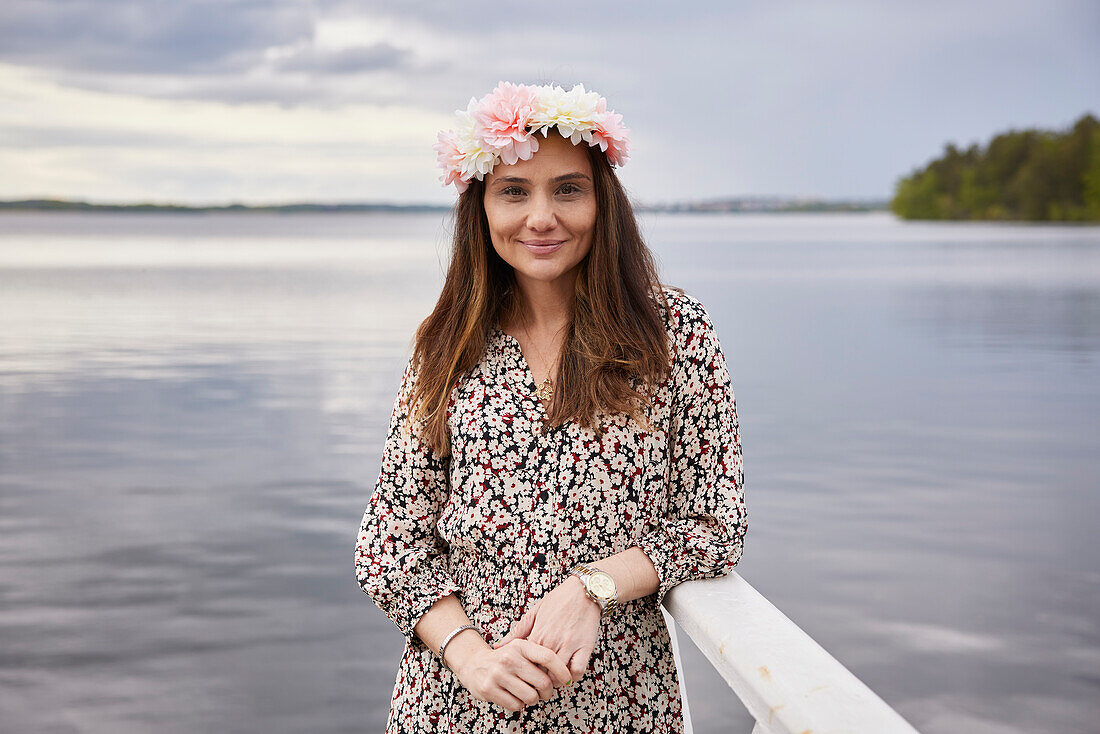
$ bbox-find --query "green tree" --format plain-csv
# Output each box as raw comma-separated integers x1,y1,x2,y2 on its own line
1082,127,1100,220
893,113,1100,221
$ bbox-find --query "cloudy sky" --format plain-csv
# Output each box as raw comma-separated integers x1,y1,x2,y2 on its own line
1,0,1097,206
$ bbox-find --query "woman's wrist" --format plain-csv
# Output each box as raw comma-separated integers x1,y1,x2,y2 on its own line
443,626,490,676
564,573,601,612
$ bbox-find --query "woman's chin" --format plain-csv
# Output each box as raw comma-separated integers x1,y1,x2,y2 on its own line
514,263,573,284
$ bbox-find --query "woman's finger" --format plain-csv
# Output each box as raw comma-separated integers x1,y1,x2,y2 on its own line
488,685,526,713
567,645,594,681
511,609,536,641
500,674,541,709
515,656,557,700
518,640,573,688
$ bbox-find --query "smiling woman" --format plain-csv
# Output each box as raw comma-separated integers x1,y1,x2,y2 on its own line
483,134,598,318
354,81,747,733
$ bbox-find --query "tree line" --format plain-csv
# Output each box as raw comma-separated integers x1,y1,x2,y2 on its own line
892,113,1100,221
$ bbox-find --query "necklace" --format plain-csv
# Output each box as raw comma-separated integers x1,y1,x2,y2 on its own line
520,317,561,406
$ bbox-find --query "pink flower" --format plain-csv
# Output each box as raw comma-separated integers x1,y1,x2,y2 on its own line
594,109,631,167
472,82,540,163
496,135,539,167
432,130,471,192
451,177,470,194
433,130,462,174
473,82,537,144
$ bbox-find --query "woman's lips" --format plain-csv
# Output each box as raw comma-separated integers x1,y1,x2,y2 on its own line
522,240,565,255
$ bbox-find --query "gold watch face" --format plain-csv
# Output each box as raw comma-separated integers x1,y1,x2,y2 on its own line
587,571,616,599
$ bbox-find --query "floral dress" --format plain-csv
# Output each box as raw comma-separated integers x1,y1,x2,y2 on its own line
355,286,747,733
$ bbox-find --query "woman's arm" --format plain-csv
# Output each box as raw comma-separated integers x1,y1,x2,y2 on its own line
497,293,746,673
517,294,745,624
355,350,571,710
354,353,464,651
492,547,660,681
566,546,659,604
420,592,573,710
635,292,747,607
413,592,487,670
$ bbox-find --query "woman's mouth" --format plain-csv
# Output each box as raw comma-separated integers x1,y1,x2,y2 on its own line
522,240,565,255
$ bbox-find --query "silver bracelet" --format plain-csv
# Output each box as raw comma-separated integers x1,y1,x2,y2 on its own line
438,623,479,669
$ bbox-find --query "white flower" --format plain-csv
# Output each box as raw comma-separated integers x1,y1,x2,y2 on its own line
529,84,603,143
451,99,498,180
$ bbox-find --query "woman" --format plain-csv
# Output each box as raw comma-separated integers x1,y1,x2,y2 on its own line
355,81,747,733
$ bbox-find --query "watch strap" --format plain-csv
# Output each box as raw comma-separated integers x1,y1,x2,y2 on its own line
570,563,618,619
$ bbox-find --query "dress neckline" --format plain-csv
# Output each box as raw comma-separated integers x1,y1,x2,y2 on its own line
490,324,552,416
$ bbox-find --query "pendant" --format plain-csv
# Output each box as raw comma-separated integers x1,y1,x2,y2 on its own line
535,377,553,402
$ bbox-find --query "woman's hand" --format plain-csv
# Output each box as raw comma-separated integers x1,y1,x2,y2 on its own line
452,640,572,713
493,576,602,683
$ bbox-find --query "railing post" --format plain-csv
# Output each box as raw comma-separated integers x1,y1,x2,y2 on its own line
661,606,694,734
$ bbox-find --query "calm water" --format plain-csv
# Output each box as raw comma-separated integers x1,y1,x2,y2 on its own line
1,211,1098,734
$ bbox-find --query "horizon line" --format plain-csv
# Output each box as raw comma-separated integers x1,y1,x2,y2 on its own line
0,195,892,213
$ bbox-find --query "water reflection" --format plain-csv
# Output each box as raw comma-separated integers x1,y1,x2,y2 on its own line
0,212,1097,733
899,284,1100,355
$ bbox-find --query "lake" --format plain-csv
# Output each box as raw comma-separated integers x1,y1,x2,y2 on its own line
0,211,1097,733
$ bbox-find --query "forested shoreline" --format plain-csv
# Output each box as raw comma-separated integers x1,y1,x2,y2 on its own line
892,113,1100,221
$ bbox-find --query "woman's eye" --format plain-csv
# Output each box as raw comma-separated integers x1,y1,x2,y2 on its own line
501,186,525,196
559,183,581,195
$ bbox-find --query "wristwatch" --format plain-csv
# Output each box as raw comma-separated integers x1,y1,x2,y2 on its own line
569,563,618,619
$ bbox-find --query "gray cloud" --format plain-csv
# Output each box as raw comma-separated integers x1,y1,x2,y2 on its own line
0,0,310,75
333,0,738,34
0,124,197,149
0,0,429,109
274,43,413,75
41,69,413,109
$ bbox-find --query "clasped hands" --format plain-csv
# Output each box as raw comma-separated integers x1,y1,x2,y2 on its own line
454,575,601,713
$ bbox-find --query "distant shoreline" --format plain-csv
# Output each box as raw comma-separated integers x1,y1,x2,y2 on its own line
0,197,890,215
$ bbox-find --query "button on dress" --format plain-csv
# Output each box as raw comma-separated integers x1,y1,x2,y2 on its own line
355,286,747,733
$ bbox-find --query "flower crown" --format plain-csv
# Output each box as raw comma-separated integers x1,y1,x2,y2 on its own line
433,81,631,193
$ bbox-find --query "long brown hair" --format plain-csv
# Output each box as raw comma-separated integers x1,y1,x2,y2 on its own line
407,143,674,456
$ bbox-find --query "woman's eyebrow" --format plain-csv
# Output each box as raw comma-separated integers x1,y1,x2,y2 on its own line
494,172,592,185
552,172,591,183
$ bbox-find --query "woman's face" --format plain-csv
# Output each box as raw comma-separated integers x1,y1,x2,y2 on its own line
483,132,597,290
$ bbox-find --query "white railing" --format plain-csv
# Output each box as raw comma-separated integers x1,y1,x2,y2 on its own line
661,572,922,734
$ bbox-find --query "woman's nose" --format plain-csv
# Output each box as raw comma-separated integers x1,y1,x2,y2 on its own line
525,195,557,231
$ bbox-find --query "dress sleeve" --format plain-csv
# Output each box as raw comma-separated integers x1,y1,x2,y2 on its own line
637,294,748,608
355,351,463,651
